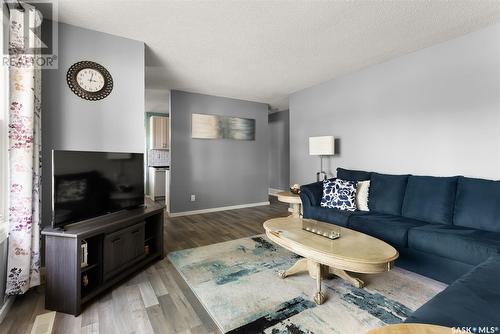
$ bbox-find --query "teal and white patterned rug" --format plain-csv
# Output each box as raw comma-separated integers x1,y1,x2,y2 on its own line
168,235,446,334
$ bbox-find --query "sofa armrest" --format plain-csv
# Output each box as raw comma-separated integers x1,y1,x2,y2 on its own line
300,181,323,208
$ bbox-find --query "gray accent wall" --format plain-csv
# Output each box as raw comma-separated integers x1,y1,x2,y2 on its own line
170,91,269,213
41,22,145,226
269,110,290,190
290,23,500,185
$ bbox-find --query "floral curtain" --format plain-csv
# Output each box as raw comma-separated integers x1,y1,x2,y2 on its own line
5,4,42,295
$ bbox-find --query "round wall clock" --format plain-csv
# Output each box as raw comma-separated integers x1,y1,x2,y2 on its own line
66,61,113,101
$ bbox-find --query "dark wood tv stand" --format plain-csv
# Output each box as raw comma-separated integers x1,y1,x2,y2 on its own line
41,202,165,316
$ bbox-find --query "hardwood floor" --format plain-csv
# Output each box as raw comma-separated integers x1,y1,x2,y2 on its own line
0,197,289,334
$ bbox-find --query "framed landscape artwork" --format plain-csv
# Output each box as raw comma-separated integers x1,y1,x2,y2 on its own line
192,113,255,140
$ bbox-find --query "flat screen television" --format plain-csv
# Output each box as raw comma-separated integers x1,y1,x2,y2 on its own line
52,150,144,229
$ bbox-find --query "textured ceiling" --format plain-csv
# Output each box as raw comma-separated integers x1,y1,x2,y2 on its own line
54,0,500,110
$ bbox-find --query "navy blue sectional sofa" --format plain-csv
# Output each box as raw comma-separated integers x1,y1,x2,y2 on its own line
300,168,500,327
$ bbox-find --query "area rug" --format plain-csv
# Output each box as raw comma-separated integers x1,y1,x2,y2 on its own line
168,235,446,334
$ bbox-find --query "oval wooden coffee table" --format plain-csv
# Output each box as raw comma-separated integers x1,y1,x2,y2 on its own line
263,217,399,304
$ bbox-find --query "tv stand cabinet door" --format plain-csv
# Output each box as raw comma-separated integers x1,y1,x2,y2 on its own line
128,224,146,261
103,222,145,281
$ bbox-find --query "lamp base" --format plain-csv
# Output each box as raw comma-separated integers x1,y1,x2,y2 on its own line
316,171,328,182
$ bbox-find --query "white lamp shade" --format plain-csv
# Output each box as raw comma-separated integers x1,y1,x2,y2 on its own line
309,136,335,156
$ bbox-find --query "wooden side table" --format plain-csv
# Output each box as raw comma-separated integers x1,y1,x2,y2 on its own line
277,191,302,217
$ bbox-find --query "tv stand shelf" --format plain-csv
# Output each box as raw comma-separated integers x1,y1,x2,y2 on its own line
42,202,165,316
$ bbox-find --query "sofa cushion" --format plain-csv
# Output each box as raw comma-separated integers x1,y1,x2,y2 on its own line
454,176,500,233
397,248,473,285
402,176,457,225
303,206,367,227
368,173,409,216
336,168,371,182
404,253,500,328
347,213,428,247
408,224,500,265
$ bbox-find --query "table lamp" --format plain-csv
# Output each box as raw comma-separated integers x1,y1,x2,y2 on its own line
309,136,335,182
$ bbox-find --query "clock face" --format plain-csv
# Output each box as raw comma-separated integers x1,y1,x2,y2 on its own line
66,61,113,101
76,68,105,92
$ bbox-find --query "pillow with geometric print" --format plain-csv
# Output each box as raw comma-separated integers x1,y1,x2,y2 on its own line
320,178,358,211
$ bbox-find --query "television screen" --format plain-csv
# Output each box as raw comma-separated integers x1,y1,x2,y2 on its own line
52,150,144,228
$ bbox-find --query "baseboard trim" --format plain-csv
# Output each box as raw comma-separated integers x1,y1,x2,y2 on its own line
0,296,15,324
169,201,270,217
268,188,285,196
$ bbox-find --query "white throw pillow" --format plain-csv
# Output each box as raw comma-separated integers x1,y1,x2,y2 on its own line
356,180,370,211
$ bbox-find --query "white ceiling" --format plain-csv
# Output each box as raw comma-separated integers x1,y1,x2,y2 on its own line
54,0,500,110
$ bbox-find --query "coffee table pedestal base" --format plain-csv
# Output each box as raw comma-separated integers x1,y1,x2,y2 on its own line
329,267,365,289
278,258,365,305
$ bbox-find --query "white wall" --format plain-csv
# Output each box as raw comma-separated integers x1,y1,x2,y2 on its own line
290,23,500,185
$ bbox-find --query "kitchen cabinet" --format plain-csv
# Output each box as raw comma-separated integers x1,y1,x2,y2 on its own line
150,116,169,149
